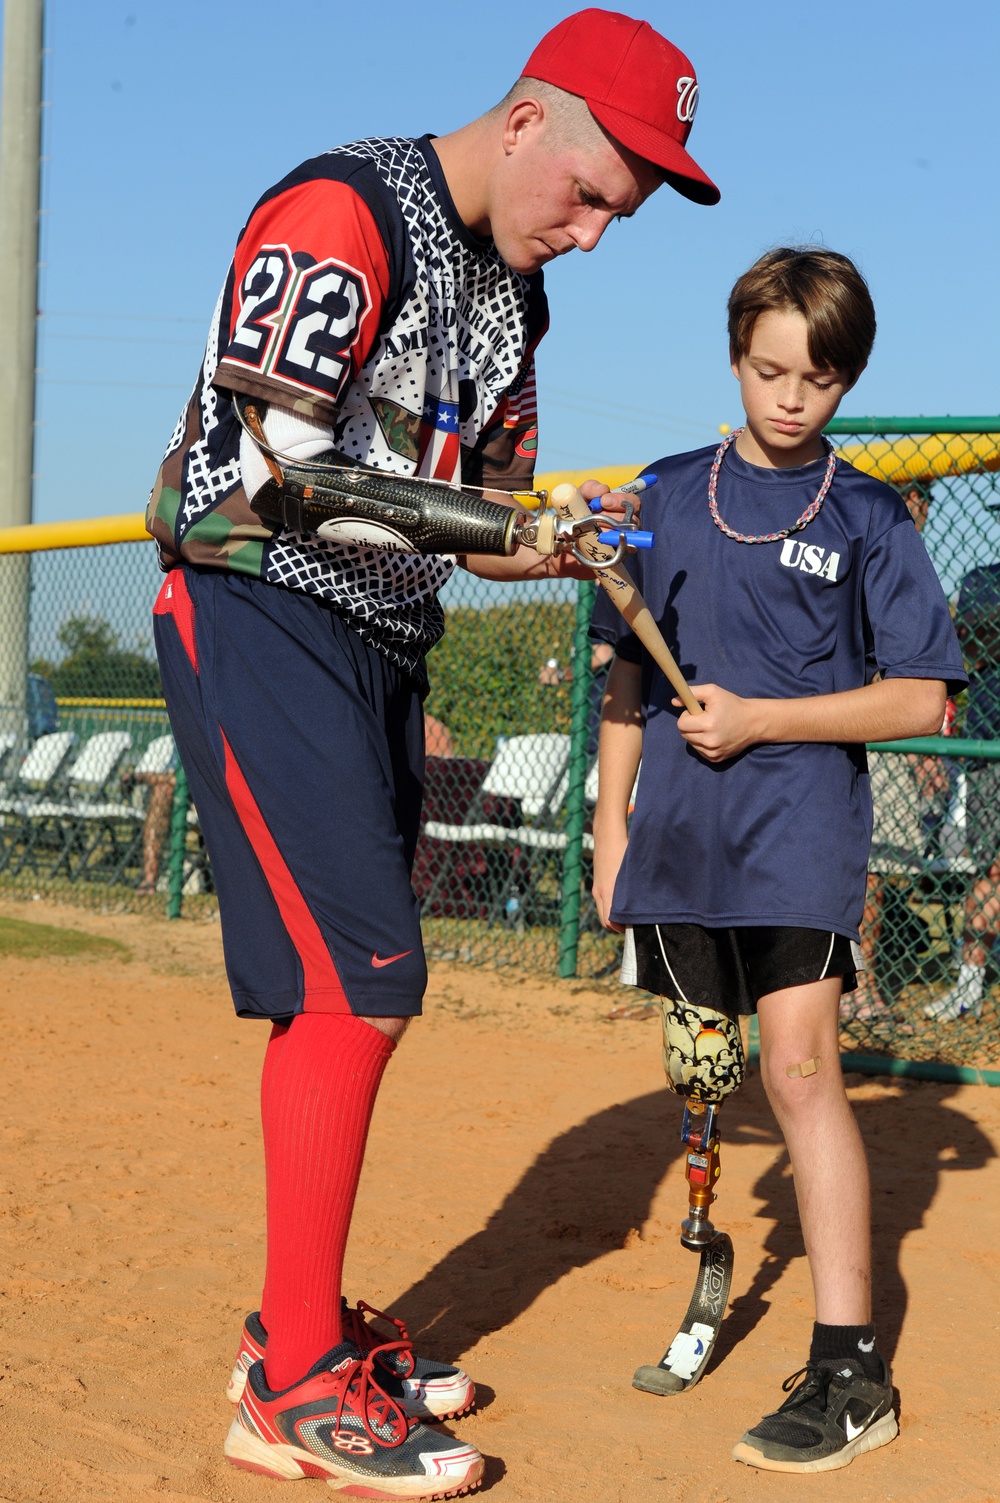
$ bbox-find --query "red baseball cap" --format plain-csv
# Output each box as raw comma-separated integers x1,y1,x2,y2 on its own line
521,8,720,205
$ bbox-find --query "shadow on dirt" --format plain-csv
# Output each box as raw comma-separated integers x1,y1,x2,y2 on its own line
711,1072,995,1372
390,1069,994,1371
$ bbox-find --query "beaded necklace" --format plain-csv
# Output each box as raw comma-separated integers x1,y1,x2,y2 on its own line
708,426,837,544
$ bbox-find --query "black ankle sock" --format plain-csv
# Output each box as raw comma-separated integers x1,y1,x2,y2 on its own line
810,1322,882,1380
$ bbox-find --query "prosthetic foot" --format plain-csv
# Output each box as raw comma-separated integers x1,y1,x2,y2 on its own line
633,999,741,1396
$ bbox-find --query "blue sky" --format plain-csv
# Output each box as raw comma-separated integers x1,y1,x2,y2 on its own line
17,0,1000,522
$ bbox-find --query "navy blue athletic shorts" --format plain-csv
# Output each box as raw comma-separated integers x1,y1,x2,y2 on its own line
153,567,427,1022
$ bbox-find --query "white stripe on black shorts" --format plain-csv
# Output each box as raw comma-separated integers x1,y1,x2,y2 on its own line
621,924,862,1016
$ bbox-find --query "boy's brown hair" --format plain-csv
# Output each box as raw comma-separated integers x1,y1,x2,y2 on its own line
728,247,876,381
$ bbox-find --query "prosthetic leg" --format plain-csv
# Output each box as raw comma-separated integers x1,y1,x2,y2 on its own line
632,1000,743,1396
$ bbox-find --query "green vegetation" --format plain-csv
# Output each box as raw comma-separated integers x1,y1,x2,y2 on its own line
426,601,576,759
0,915,130,962
31,616,161,699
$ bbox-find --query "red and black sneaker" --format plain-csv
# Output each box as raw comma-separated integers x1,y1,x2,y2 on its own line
224,1337,483,1500
226,1300,475,1422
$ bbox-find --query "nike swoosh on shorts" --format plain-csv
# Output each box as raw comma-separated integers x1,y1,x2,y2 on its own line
371,950,413,968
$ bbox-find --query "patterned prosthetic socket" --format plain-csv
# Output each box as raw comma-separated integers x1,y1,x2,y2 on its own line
660,997,745,1104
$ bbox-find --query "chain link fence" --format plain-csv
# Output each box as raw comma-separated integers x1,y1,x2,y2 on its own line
0,428,998,1075
0,530,194,912
419,571,618,981
823,419,1000,1074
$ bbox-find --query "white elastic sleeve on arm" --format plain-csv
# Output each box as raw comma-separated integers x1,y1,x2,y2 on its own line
238,403,338,500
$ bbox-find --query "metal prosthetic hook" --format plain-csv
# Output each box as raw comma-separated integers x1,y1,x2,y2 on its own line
514,497,654,570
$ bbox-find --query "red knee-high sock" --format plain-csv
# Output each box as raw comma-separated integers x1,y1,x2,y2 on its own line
258,1012,395,1391
258,1020,290,1328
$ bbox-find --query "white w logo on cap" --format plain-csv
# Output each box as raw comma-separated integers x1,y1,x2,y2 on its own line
676,77,699,124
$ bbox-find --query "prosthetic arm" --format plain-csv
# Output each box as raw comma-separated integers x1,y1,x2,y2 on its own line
234,396,653,569
234,401,709,713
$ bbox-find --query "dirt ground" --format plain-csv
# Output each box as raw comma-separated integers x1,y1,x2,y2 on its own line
2,898,999,1503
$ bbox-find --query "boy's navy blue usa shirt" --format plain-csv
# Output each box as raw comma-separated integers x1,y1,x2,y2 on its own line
591,442,967,938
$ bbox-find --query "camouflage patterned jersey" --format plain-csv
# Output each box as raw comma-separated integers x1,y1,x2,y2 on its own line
146,135,548,675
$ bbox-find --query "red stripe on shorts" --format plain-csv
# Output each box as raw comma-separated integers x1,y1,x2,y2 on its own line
220,731,351,1014
153,569,198,673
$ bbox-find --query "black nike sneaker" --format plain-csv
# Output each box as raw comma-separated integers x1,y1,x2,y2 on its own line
732,1358,898,1473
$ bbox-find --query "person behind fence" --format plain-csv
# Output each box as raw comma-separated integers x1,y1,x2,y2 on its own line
134,761,176,894
422,711,455,759
924,556,1000,1023
846,481,953,1022
852,740,951,1020
144,10,720,1495
537,638,614,757
591,247,966,1473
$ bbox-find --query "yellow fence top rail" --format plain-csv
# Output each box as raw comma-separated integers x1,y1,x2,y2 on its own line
0,482,642,554
838,432,1000,485
55,697,167,709
2,432,998,555
534,465,643,494
0,512,150,553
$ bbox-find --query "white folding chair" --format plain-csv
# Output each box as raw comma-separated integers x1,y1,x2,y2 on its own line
481,733,572,820
37,732,134,879
133,733,176,777
66,731,133,801
420,733,573,925
0,730,21,795
423,734,571,843
0,731,77,874
8,730,76,798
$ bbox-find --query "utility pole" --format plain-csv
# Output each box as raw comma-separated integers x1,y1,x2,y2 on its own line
0,0,43,731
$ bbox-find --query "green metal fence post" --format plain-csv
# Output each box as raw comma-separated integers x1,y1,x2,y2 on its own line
558,579,597,978
167,760,189,920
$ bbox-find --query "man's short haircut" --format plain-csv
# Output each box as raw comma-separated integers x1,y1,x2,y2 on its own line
490,77,609,152
728,247,876,381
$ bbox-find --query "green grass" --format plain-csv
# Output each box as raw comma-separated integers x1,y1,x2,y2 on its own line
0,915,129,962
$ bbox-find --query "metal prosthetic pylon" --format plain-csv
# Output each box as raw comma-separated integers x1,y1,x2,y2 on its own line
680,1101,723,1248
632,1100,736,1396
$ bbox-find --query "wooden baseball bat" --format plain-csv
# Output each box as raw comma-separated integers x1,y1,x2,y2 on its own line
550,482,702,716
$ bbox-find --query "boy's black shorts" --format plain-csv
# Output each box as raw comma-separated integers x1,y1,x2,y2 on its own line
621,923,861,1016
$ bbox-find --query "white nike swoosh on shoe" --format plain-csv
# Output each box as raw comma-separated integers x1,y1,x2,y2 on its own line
844,1415,867,1441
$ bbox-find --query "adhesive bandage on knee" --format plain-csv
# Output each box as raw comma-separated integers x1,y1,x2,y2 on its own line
660,997,745,1103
